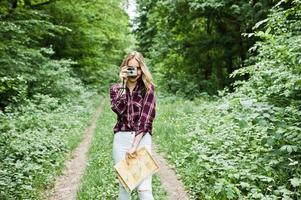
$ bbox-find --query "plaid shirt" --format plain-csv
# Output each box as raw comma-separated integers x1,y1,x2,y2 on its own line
110,80,156,137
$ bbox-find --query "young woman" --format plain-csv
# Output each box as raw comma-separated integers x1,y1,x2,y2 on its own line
110,51,156,200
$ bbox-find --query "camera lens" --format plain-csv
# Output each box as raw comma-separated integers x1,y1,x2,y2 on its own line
127,66,137,77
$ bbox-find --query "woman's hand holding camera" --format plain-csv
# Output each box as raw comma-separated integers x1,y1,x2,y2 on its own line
118,66,128,95
119,66,128,81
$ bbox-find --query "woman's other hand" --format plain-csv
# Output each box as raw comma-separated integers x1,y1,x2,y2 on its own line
125,146,138,165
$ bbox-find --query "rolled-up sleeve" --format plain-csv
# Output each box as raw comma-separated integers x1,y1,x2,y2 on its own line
135,84,156,137
110,84,127,115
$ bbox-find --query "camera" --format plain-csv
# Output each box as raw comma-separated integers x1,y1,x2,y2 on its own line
127,66,137,77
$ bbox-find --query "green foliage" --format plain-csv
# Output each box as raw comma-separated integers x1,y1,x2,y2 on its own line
0,7,82,110
232,0,301,107
0,0,132,109
0,91,100,199
155,91,300,199
45,0,133,92
135,0,275,97
0,76,27,108
154,1,301,199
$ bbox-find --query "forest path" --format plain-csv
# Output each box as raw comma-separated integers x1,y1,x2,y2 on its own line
46,99,103,200
152,143,190,200
45,98,189,200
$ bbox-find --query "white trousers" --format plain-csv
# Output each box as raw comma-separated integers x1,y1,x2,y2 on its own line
112,131,154,200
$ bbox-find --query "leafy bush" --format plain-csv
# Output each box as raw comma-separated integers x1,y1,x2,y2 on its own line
0,91,100,199
0,8,81,110
155,92,300,199
135,0,275,96
0,76,27,108
45,0,132,92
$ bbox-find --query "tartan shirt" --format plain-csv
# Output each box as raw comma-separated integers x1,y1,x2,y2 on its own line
110,80,156,137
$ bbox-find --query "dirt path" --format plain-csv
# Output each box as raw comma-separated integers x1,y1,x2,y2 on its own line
46,99,103,200
45,98,189,200
152,143,190,200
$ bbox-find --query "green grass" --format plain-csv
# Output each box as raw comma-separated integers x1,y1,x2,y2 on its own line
77,97,167,199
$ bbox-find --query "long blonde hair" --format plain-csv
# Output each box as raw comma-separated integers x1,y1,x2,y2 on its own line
120,51,154,92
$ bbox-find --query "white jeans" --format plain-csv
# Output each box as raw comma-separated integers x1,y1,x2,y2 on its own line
112,131,154,200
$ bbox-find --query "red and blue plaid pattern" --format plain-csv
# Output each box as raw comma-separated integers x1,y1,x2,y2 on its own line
110,80,156,137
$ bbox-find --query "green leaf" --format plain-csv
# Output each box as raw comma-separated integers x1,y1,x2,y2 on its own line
290,178,301,187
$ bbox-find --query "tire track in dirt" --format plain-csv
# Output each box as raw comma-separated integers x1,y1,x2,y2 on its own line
46,99,103,200
152,143,190,200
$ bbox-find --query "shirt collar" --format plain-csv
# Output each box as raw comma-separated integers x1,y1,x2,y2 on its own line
126,79,143,93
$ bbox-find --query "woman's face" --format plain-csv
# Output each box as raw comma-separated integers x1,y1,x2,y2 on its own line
127,58,142,83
